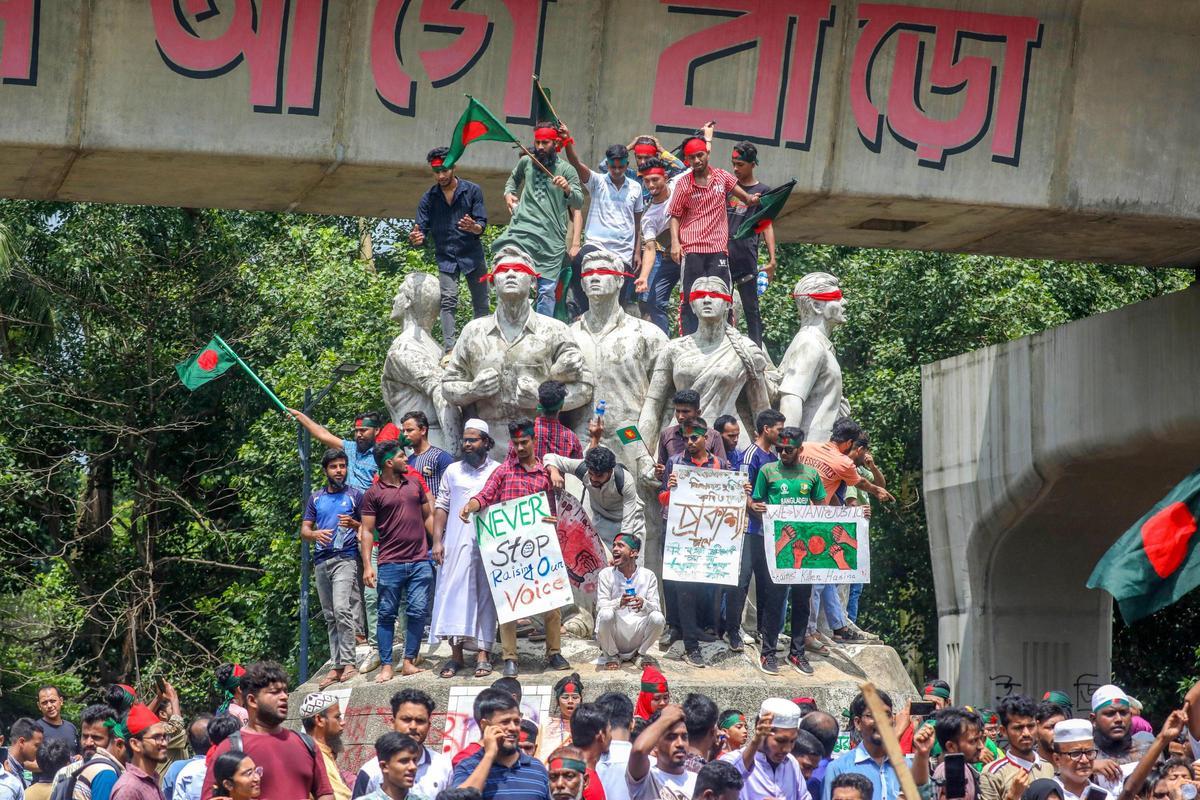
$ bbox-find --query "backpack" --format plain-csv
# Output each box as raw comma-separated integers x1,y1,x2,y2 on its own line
573,460,626,495
228,729,317,759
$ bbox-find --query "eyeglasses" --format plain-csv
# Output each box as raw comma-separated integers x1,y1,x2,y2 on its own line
1151,792,1171,799
240,766,265,779
1058,748,1098,761
137,733,171,743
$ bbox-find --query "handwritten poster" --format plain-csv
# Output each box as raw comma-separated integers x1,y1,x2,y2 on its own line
763,504,870,584
474,491,573,624
554,490,606,594
442,684,553,755
663,465,746,586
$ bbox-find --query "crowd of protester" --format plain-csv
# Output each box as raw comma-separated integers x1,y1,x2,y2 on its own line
5,672,1200,800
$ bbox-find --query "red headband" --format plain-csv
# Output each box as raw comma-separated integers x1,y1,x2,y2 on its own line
688,289,733,304
683,138,707,156
580,267,634,279
562,682,578,694
794,289,843,301
534,127,560,141
640,166,665,177
480,262,541,283
429,157,445,168
633,143,658,156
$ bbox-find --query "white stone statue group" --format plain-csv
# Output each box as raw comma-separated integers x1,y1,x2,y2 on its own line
383,246,849,478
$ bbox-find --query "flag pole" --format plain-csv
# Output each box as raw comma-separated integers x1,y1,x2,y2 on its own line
518,142,558,180
532,74,563,125
213,334,291,415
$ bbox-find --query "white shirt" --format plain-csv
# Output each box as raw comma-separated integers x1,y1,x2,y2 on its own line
722,749,810,800
595,566,661,621
1055,778,1114,800
599,740,633,800
626,764,697,800
172,757,208,800
352,746,451,800
583,171,645,261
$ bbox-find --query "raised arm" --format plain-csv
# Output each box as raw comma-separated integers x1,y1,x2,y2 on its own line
562,125,593,184
628,704,684,782
289,408,343,450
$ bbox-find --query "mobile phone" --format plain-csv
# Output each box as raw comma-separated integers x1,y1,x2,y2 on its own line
943,753,966,800
154,674,167,692
1084,787,1108,800
910,701,937,717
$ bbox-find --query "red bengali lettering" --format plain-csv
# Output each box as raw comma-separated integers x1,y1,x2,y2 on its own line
850,3,1043,168
651,0,834,149
0,0,38,85
150,0,328,114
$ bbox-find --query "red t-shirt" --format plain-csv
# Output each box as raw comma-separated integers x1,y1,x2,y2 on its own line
201,729,332,800
667,167,738,253
362,474,429,564
584,767,607,800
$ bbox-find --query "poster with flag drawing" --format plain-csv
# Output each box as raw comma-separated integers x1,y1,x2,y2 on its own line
764,504,870,584
663,465,746,586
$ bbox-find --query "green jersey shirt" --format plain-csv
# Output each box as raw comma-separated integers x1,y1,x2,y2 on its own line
753,460,827,506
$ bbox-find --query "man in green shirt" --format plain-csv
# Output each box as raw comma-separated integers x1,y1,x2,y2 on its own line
495,123,583,317
749,426,825,675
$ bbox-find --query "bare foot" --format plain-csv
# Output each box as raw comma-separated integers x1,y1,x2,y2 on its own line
375,664,394,683
400,659,426,676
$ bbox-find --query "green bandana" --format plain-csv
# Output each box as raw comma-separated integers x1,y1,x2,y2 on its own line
105,717,130,741
719,712,744,729
685,425,707,438
615,533,641,552
549,757,587,774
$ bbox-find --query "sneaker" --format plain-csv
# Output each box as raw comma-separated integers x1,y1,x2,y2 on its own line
727,631,744,653
358,650,382,674
758,652,779,675
832,627,866,643
683,648,706,668
787,653,814,674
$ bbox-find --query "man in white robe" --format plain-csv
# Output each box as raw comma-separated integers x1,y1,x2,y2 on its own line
594,533,665,668
429,419,501,678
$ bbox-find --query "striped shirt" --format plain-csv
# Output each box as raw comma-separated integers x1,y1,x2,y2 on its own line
408,445,454,496
667,167,738,254
450,751,551,800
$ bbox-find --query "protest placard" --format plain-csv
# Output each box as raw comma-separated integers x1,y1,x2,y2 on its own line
763,504,869,584
554,490,606,594
474,491,573,624
663,464,746,585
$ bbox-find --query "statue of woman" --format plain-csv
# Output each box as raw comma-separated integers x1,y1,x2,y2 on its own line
639,276,773,451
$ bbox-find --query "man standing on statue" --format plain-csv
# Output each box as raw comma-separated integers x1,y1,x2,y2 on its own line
493,125,583,317
726,142,776,347
668,135,759,335
408,147,490,352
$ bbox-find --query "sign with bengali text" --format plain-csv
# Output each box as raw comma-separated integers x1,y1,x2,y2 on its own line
663,465,746,586
474,491,572,624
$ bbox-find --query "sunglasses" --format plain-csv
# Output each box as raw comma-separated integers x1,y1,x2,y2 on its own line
686,433,706,441
775,445,797,453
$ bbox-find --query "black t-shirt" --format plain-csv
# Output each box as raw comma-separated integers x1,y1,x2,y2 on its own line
726,180,770,273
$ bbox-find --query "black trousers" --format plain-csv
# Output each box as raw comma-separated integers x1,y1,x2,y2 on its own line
722,533,773,640
730,258,764,346
774,583,813,659
679,251,731,335
664,579,710,651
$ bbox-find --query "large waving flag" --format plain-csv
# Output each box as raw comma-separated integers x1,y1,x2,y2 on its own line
444,96,520,169
734,179,796,239
176,334,289,414
1087,468,1200,622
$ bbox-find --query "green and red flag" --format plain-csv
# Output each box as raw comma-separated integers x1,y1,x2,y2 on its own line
614,425,643,445
176,336,235,390
1087,468,1200,623
532,76,559,126
443,96,520,169
734,179,796,239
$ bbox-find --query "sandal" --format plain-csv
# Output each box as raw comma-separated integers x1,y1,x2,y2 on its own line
603,659,621,671
804,634,832,656
438,659,463,679
473,660,494,678
318,669,341,690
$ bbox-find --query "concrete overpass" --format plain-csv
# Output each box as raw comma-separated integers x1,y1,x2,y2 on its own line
2,0,1200,265
922,285,1200,707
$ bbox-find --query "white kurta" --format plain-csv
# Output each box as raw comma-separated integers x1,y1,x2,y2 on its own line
428,457,501,649
594,565,665,660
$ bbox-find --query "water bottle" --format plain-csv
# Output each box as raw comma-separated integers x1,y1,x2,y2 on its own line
624,576,636,598
595,399,607,419
756,270,769,296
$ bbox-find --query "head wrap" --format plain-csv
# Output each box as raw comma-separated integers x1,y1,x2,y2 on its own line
104,716,130,742
731,147,757,164
635,665,668,720
548,756,587,774
463,418,490,436
1127,697,1142,713
682,137,707,157
980,708,999,725
534,126,560,142
429,156,447,169
355,415,382,428
112,683,138,712
614,533,642,552
1042,690,1073,712
512,421,536,439
480,261,541,284
1021,778,1066,800
794,289,844,302
923,684,952,701
555,673,582,700
1091,684,1130,712
759,698,801,729
684,422,708,437
640,166,666,177
632,143,658,157
719,711,745,730
1053,718,1093,744
777,433,802,448
215,664,245,714
126,703,160,738
300,692,339,718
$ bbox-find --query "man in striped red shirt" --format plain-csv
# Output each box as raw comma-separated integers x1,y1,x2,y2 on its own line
667,135,760,335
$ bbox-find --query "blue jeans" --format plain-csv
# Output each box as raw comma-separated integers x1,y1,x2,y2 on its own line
846,583,863,622
808,583,847,633
644,254,680,335
377,560,432,663
535,277,558,316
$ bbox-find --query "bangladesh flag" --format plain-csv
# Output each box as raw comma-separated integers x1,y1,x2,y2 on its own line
443,96,519,169
734,179,796,239
175,337,235,390
533,76,559,126
1087,468,1200,623
615,425,643,445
